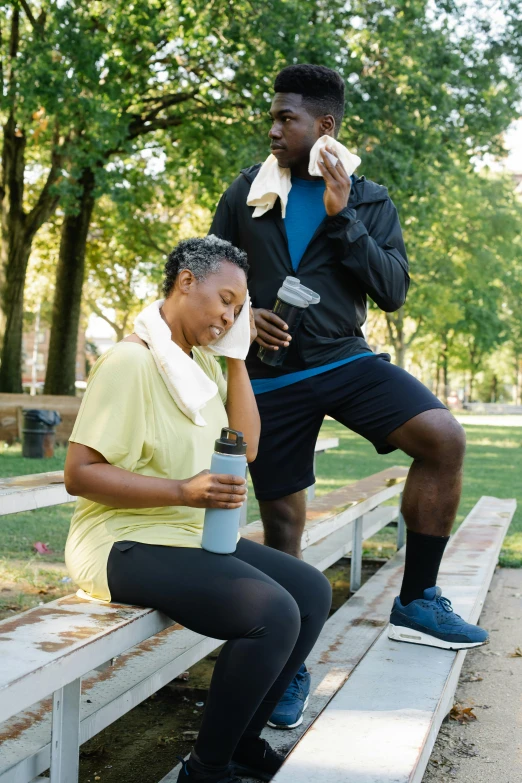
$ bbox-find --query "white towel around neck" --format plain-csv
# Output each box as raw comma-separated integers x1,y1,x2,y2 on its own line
134,296,251,426
247,135,361,218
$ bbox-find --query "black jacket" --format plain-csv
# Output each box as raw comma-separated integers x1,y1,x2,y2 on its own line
209,164,410,379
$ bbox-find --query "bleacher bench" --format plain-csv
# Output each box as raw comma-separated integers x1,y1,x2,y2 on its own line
0,466,406,782
0,466,515,783
0,437,339,524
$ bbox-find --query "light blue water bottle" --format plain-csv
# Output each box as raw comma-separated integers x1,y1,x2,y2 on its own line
202,428,248,554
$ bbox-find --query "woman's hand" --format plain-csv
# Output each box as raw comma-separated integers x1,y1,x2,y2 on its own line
249,304,258,345
180,470,247,509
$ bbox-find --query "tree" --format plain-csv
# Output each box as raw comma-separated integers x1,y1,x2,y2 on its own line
0,3,69,390
83,179,209,343
43,0,354,393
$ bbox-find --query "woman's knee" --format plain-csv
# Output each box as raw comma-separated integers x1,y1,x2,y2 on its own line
305,567,332,620
239,580,301,646
290,561,332,622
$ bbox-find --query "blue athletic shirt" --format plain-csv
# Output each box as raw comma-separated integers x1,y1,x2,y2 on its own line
251,175,377,395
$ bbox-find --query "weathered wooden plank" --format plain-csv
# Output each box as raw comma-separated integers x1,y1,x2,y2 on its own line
160,549,408,783
1,439,340,519
304,506,399,573
0,599,174,725
243,466,407,547
0,484,76,516
0,469,406,725
314,437,339,453
0,472,65,489
0,504,398,783
272,496,516,783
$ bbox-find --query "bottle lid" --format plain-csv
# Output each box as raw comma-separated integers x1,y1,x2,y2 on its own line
277,276,321,308
214,428,247,455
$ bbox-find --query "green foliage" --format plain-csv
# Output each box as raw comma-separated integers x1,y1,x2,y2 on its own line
1,0,522,392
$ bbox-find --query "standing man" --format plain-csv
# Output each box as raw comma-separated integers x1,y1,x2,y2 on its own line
210,64,488,730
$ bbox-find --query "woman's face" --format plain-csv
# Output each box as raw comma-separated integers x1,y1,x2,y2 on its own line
179,260,248,347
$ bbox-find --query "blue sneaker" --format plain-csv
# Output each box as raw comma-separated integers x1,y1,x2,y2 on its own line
388,586,489,650
267,664,311,729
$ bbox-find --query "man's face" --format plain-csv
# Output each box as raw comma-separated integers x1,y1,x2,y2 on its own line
268,93,322,169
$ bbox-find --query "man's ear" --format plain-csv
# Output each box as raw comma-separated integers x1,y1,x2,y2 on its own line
319,114,336,136
177,269,196,294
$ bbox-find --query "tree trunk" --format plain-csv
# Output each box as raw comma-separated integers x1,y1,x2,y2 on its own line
44,169,96,395
441,339,449,405
385,308,406,368
0,237,33,391
0,109,29,392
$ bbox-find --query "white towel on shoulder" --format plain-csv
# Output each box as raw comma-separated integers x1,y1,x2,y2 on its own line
247,135,361,218
134,296,251,426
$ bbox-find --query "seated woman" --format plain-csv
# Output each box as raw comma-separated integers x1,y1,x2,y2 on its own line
64,236,332,783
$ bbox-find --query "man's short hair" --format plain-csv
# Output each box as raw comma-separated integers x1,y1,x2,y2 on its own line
274,64,345,135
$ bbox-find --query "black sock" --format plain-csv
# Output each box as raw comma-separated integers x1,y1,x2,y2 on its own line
399,529,449,606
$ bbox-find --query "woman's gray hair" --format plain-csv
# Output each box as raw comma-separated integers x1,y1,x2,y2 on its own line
163,235,248,297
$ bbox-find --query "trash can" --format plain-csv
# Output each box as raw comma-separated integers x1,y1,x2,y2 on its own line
22,409,62,459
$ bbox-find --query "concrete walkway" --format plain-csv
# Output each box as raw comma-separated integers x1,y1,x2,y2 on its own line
423,567,522,782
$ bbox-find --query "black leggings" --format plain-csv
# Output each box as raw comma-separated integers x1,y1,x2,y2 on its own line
107,537,331,766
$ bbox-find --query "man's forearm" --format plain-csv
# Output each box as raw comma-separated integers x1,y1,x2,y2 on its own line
327,205,410,312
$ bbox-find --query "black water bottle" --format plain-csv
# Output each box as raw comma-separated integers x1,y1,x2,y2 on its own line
258,277,321,367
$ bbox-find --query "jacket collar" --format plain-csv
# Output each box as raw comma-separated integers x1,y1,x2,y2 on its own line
240,164,389,207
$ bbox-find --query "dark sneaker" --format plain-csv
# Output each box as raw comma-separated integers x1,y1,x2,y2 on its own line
177,756,241,783
267,664,311,730
231,737,285,781
388,586,489,650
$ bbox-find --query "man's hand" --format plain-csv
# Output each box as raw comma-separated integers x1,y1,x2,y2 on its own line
253,308,291,352
318,146,351,216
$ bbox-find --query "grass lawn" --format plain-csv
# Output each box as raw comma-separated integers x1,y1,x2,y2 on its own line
1,420,521,619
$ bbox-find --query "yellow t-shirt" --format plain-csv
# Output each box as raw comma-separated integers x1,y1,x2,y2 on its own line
65,342,228,601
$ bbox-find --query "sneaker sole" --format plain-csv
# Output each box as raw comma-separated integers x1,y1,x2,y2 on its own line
266,695,309,730
388,623,489,650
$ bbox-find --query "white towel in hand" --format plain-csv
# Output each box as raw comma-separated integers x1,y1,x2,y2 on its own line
134,296,251,426
247,135,361,218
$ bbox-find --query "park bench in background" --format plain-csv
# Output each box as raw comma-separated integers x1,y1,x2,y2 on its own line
0,466,406,783
0,436,339,523
0,394,81,446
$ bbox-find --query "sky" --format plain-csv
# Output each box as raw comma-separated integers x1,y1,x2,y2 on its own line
503,119,522,173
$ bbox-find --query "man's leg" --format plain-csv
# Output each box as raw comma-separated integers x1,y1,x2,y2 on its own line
249,378,323,558
385,408,465,605
322,356,489,650
259,490,307,558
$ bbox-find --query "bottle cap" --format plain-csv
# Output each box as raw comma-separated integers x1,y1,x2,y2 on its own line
214,428,247,455
277,276,321,308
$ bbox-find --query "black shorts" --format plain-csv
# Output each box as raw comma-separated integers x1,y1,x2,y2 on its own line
249,355,446,501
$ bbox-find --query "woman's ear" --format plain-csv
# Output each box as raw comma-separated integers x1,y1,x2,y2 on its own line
177,269,196,295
